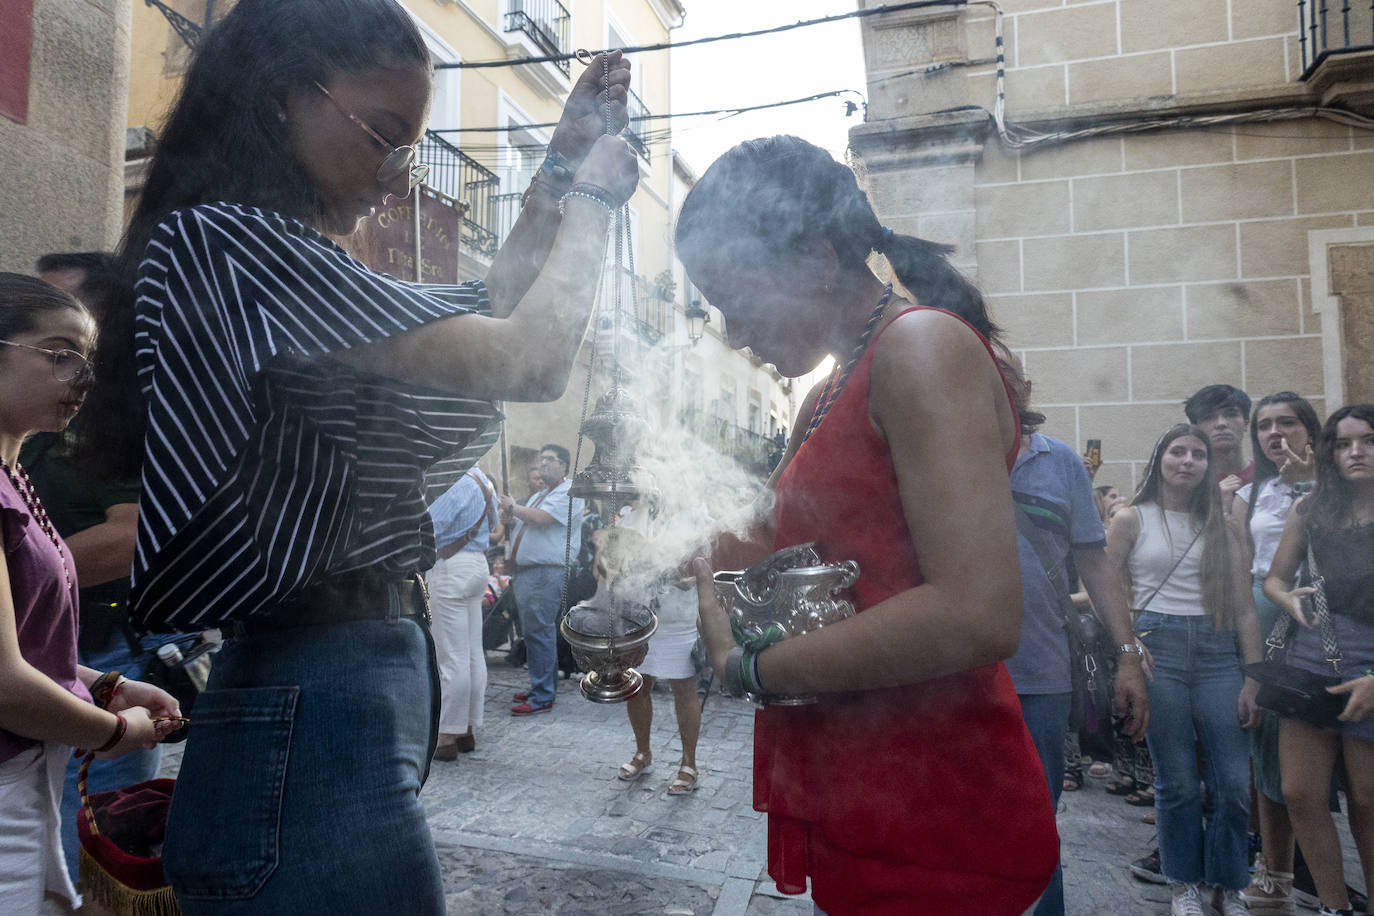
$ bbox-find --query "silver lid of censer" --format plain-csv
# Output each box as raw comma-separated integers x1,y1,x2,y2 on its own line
568,385,655,523
713,542,860,706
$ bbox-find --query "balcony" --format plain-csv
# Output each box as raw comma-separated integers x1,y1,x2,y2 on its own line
492,191,524,249
503,0,572,93
625,87,652,161
1298,0,1374,110
417,131,502,257
599,268,670,344
678,408,774,476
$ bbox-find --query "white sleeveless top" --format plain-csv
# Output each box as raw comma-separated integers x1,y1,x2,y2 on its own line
1128,504,1206,616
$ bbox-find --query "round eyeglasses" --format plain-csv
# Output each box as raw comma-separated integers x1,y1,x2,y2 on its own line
0,340,92,383
313,81,430,198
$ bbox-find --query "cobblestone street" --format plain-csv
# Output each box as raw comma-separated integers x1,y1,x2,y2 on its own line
135,655,1366,915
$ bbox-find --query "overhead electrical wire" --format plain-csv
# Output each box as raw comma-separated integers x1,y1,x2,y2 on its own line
427,0,1374,171
428,89,866,135
435,0,967,70
889,0,1374,150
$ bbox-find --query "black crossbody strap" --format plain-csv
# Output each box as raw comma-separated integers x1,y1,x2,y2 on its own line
1134,505,1202,614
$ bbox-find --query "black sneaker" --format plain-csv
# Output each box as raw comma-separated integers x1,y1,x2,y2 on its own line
1130,848,1165,884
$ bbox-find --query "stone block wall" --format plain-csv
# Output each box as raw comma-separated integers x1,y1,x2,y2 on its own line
0,0,131,273
977,128,1372,490
854,0,1374,493
963,0,1302,116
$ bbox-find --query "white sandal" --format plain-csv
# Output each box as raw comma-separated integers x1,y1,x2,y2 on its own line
618,751,652,781
667,764,699,795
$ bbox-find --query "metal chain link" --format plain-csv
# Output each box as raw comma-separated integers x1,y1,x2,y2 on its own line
557,51,622,621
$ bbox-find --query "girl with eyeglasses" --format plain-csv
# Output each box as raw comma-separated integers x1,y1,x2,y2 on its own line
0,274,182,912
74,0,639,910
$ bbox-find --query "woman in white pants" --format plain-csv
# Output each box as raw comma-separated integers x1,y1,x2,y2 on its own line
427,468,501,759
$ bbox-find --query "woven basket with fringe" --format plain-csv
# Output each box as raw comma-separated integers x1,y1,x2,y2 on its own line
77,753,180,916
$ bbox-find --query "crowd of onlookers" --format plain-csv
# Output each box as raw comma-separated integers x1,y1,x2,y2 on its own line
1009,378,1374,916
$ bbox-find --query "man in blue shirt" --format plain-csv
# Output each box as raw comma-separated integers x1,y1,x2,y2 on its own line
1000,355,1149,916
499,444,583,715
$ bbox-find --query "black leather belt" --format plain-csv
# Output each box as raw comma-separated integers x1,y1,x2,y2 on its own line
226,573,431,637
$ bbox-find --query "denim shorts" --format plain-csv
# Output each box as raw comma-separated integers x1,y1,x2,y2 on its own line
1285,610,1374,744
161,615,444,913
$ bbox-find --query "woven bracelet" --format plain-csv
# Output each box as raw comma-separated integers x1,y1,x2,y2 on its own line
93,714,127,753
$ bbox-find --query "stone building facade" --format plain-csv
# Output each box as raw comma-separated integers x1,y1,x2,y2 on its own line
0,0,131,273
852,0,1374,490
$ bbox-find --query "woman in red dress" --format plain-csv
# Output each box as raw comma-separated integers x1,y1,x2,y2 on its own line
680,136,1058,915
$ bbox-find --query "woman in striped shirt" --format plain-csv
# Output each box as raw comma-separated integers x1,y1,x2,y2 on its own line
76,0,638,910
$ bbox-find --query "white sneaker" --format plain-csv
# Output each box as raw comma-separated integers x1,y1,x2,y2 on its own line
1240,855,1295,916
1171,881,1208,916
1211,885,1250,916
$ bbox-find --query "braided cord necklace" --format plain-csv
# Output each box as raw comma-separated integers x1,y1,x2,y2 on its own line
801,283,894,444
0,458,71,589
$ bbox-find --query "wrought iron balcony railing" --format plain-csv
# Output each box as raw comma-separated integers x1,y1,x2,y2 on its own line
625,87,651,161
504,0,572,76
677,408,773,475
600,268,670,344
492,191,524,249
417,131,502,256
1299,0,1374,80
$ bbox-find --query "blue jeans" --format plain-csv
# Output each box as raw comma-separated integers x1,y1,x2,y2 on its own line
1018,692,1071,916
513,566,563,706
1136,611,1251,889
161,616,443,913
60,627,167,880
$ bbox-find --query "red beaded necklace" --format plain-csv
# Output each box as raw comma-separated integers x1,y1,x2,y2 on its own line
0,458,71,589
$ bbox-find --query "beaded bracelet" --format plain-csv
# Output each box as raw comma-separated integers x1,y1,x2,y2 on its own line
93,713,127,753
557,182,617,217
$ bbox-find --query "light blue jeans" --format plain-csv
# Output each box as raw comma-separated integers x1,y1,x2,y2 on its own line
513,565,564,707
161,615,443,913
1018,692,1071,916
1136,610,1251,890
60,628,166,880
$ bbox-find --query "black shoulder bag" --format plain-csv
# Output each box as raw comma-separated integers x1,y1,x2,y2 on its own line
1014,505,1110,732
1243,540,1347,728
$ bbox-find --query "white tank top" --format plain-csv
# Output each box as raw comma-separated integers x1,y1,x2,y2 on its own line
1128,504,1206,616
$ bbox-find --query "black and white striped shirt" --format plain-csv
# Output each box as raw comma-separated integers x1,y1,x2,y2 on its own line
129,202,501,630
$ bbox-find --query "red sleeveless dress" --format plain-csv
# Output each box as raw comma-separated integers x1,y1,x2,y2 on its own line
762,307,1058,915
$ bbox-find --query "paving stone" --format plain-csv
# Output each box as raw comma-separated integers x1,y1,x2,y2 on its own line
146,658,1368,914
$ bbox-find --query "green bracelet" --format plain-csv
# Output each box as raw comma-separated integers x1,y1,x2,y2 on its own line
739,648,759,695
